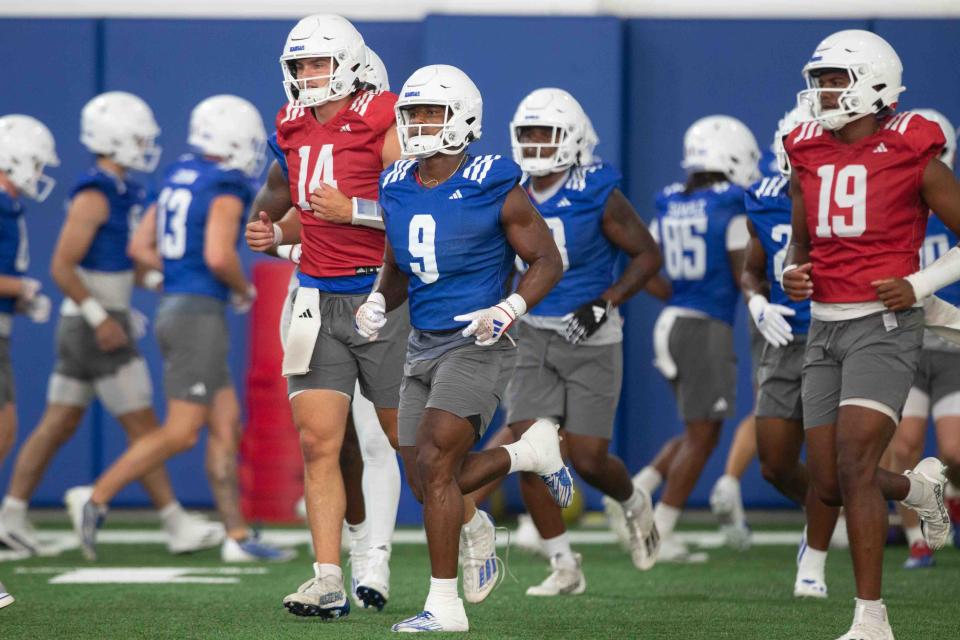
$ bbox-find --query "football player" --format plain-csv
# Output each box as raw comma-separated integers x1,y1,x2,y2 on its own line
0,94,220,558
783,30,960,639
886,108,960,568
0,114,60,609
355,64,570,632
65,95,293,564
630,115,760,562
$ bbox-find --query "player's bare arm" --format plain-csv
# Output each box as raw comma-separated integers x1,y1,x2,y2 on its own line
205,194,252,296
502,185,563,308
249,161,293,224
128,205,162,272
374,237,409,312
874,158,960,310
740,220,769,299
783,173,813,301
599,189,662,306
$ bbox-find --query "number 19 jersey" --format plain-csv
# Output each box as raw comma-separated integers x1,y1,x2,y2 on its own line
652,181,747,326
275,90,397,284
784,112,945,304
380,155,522,332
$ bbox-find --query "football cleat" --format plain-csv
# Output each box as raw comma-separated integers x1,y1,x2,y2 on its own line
602,496,630,551
793,576,828,599
835,603,894,640
903,540,934,569
657,535,708,564
356,545,391,611
221,533,296,562
623,489,660,570
64,486,103,561
166,512,224,554
522,419,574,508
0,509,56,556
459,510,500,604
0,581,13,610
903,458,951,550
348,534,368,609
283,563,350,619
709,475,752,551
526,553,585,597
392,601,469,633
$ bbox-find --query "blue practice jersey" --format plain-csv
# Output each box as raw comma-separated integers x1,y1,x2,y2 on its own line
921,213,960,306
380,154,521,332
0,190,27,314
653,181,746,325
156,155,255,301
268,132,288,178
523,163,621,317
744,176,811,335
70,167,147,273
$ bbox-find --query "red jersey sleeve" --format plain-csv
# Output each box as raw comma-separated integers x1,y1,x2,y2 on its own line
895,112,946,162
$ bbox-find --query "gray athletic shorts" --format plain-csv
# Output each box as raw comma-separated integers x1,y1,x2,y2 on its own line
286,291,409,408
802,308,923,429
668,316,736,422
755,335,807,422
156,295,231,406
748,321,766,388
505,323,622,439
47,311,152,415
398,338,517,447
911,347,960,409
0,337,13,406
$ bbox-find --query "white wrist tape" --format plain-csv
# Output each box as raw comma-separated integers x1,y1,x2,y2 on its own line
143,269,164,292
272,224,284,247
80,297,108,328
501,293,527,319
276,244,302,264
779,263,799,290
906,246,960,301
351,197,385,230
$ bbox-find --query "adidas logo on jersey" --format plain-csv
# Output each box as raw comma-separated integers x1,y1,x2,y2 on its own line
873,143,888,153
189,382,207,397
712,397,728,413
449,189,463,200
340,124,352,133
557,197,572,207
298,308,313,319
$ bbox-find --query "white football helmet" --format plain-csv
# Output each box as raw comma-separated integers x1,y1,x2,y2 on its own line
0,115,60,202
773,103,814,177
510,88,593,176
189,95,267,178
913,108,956,169
279,14,366,108
395,65,482,158
81,92,161,172
681,115,761,187
362,46,390,92
798,30,905,131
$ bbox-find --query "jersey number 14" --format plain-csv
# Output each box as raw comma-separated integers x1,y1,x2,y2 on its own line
297,144,338,210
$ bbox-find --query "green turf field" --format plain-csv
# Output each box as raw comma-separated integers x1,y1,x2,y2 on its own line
1,526,959,639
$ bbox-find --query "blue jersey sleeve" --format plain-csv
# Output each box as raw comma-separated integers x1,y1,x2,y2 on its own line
268,132,288,179
68,170,113,200
213,172,255,210
571,162,621,204
467,155,521,211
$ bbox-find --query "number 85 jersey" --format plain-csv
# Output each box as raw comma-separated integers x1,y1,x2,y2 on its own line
380,155,521,332
784,112,945,304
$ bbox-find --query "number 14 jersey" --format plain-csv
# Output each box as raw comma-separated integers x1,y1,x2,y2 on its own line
784,112,945,304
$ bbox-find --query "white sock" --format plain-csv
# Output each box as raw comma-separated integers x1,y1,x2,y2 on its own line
353,390,400,553
797,545,827,578
620,489,646,514
158,501,185,530
1,496,26,517
904,525,924,547
653,503,681,538
855,598,887,625
903,473,931,508
347,519,370,556
315,562,343,581
541,532,577,567
502,439,536,474
463,509,486,537
634,467,663,495
427,576,459,607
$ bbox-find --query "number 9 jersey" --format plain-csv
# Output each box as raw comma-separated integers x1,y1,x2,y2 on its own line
784,112,945,304
380,154,521,332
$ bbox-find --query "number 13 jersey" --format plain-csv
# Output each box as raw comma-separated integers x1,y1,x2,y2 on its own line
275,89,398,280
784,112,945,304
380,154,522,332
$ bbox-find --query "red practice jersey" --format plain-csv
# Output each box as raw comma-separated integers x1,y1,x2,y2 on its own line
275,89,398,278
785,112,945,303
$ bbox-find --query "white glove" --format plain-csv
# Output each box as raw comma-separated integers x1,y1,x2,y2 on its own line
129,308,149,340
19,293,51,323
231,284,257,314
453,294,526,347
748,294,796,347
355,292,386,340
18,277,41,302
143,269,164,292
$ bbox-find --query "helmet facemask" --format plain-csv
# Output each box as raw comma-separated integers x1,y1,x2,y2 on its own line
281,53,360,107
396,102,476,159
511,123,580,177
798,64,903,131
